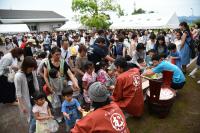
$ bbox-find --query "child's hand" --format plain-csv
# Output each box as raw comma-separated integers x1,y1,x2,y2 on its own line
79,108,84,112
108,85,115,90
49,115,54,119
65,114,70,120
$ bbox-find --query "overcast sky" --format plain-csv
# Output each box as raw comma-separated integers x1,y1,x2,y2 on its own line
0,0,199,19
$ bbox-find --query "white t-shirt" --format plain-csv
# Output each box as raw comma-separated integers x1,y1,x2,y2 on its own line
61,47,71,64
146,40,155,52
32,101,49,115
174,39,182,52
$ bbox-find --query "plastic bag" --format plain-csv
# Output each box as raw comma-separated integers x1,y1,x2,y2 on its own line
51,93,61,109
47,119,59,132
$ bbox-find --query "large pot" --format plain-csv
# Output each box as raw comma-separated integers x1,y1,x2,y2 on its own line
146,87,175,118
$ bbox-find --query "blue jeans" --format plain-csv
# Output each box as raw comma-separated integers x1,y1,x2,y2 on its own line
29,110,36,133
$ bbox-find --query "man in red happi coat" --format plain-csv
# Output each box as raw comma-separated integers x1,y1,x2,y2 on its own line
112,57,144,117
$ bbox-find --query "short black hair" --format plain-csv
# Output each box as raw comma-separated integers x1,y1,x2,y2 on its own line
38,51,47,59
84,61,94,71
131,33,137,39
62,86,73,96
98,29,104,35
137,58,144,63
149,33,156,40
125,55,132,61
168,43,177,50
151,54,161,61
114,57,128,69
147,49,156,55
33,91,46,101
49,68,58,79
109,39,115,44
136,43,145,51
118,34,124,42
96,37,105,44
0,51,4,57
95,60,107,72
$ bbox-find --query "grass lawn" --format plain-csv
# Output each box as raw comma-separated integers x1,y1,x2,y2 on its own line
127,65,200,133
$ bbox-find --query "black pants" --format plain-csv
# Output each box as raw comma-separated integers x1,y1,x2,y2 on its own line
171,81,185,90
0,75,16,103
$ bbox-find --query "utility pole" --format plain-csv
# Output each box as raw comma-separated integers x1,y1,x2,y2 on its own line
133,1,136,12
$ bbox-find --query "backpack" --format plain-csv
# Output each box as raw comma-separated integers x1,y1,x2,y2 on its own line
116,43,124,56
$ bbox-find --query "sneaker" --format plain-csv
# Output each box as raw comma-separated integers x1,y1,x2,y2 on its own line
197,80,200,84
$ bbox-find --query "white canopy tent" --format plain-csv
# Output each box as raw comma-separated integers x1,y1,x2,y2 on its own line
0,24,30,33
110,12,180,29
56,21,86,31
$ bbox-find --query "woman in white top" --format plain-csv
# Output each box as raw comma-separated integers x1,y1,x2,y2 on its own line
5,37,17,50
173,30,182,52
128,33,138,57
0,48,23,104
15,56,39,133
146,33,156,52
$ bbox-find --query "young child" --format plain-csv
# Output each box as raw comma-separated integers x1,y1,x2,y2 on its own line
96,61,109,84
145,49,156,67
32,91,58,133
82,61,97,105
168,43,181,69
48,68,66,122
137,58,147,73
106,63,116,94
61,86,83,132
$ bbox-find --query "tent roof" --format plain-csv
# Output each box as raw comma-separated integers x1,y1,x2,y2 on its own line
0,24,30,33
56,21,86,31
110,12,180,29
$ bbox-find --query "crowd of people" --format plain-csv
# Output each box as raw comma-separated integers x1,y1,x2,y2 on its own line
0,21,200,133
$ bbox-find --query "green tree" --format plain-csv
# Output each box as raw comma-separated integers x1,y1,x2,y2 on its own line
193,19,200,28
116,5,125,17
72,0,120,29
132,8,146,15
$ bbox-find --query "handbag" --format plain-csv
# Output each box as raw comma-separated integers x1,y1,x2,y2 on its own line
51,93,61,109
7,68,15,83
43,84,51,96
47,119,59,132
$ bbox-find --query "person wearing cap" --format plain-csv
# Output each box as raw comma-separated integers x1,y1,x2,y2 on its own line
112,57,144,117
71,82,130,133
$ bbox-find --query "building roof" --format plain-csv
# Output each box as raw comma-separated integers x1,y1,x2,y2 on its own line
0,9,65,19
0,9,67,23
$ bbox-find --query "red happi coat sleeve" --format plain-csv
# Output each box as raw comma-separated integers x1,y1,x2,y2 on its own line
112,76,124,105
71,116,94,133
